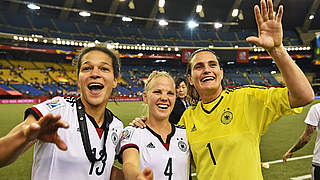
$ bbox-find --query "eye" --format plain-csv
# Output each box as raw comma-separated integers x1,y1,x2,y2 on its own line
209,62,218,67
100,66,110,72
81,66,91,71
194,64,203,70
168,92,175,96
153,90,161,94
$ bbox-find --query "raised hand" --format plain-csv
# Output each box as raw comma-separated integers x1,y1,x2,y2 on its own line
282,151,293,162
136,168,153,180
24,113,69,150
246,0,283,51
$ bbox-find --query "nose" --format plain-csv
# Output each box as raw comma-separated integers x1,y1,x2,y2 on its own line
203,64,211,74
90,67,101,78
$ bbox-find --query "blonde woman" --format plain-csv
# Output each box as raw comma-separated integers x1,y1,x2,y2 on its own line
120,71,190,180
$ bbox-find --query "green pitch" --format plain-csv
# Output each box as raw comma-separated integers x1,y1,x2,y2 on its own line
0,100,319,179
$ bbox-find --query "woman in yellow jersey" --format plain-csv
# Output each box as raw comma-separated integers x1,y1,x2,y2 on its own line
179,0,314,179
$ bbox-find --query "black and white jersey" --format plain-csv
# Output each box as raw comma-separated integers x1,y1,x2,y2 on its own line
120,124,190,180
25,97,123,180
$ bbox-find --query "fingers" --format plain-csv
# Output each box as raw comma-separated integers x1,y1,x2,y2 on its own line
38,113,61,127
276,5,283,23
246,36,261,46
130,118,147,128
23,123,41,140
260,0,268,22
254,5,263,27
55,135,68,151
142,168,153,180
267,0,274,20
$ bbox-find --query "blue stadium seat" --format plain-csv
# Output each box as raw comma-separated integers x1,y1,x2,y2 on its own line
77,22,101,35
179,30,199,41
23,29,49,37
290,39,302,46
139,28,161,39
231,42,251,47
159,29,180,40
0,26,23,34
198,31,219,41
136,39,156,45
115,38,136,44
156,40,175,46
0,84,13,90
217,32,237,41
120,27,142,38
193,41,212,47
29,15,56,30
284,30,298,39
11,84,45,96
53,19,79,33
49,32,73,40
72,34,94,41
2,11,31,28
237,31,256,40
175,41,194,47
213,41,231,47
99,25,121,37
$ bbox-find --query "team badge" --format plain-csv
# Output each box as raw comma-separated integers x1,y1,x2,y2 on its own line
221,108,233,125
111,132,118,146
178,141,188,152
121,129,134,141
45,98,63,110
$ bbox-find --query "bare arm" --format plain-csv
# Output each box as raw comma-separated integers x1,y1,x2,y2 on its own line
0,113,68,167
283,124,316,162
122,148,153,180
247,0,314,108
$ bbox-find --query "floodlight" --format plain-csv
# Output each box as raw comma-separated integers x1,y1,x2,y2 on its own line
188,20,199,29
27,3,40,10
232,9,239,17
79,11,91,17
122,16,133,22
159,19,168,26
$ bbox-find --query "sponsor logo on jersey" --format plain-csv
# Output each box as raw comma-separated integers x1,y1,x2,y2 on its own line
146,142,155,148
221,108,233,125
121,129,134,141
191,124,197,132
111,132,118,146
46,99,63,110
178,141,188,152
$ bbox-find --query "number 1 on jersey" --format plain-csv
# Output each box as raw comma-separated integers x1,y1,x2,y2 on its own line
206,143,216,165
164,157,173,180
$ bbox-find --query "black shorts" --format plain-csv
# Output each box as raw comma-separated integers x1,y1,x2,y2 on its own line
312,163,320,180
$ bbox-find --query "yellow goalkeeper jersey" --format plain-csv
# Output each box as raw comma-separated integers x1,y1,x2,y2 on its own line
179,86,302,180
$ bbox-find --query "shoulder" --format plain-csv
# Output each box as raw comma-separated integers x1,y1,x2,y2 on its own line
121,126,142,141
225,85,268,93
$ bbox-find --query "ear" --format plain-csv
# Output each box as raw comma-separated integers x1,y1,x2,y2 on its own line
142,92,148,104
187,74,193,86
112,78,118,89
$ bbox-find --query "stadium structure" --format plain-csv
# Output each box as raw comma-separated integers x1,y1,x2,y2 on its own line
0,0,319,103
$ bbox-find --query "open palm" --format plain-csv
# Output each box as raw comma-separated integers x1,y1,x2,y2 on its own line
247,0,283,51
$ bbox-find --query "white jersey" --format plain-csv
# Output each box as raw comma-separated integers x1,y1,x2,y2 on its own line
304,103,320,164
120,124,190,180
24,97,123,180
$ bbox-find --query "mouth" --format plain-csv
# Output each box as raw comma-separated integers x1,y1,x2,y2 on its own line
88,83,104,95
201,76,215,82
157,104,169,109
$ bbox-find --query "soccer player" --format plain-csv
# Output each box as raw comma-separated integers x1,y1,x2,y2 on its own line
169,77,190,124
132,0,314,179
0,47,150,180
120,71,190,180
283,103,320,180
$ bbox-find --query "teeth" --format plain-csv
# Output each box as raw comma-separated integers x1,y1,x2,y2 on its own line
158,104,169,109
89,83,101,87
201,77,214,82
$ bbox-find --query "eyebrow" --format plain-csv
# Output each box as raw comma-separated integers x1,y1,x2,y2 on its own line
81,61,111,66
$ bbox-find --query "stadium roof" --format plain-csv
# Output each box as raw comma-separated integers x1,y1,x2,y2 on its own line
1,0,320,31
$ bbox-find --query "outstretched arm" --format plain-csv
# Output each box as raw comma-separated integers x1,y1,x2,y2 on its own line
247,0,314,108
283,124,316,162
122,148,153,180
0,113,69,167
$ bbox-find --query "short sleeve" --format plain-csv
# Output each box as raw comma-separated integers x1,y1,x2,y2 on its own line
119,126,140,162
24,97,66,120
304,104,320,127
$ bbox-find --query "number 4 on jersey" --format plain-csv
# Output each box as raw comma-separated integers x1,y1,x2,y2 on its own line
206,143,217,165
164,157,173,180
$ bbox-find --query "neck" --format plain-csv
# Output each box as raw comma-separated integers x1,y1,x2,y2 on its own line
81,98,106,127
200,87,223,104
146,117,171,139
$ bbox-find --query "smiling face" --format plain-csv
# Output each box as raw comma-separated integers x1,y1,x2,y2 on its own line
78,50,117,108
176,81,187,99
188,51,223,101
143,76,176,122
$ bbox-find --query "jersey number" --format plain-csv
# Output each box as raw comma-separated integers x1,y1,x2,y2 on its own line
164,157,173,180
206,143,216,165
